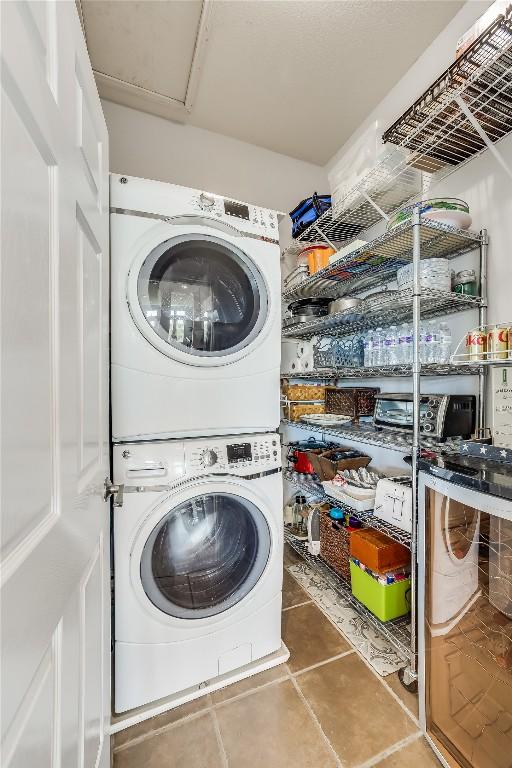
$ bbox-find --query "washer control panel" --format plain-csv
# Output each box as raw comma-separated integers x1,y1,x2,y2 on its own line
188,434,280,475
192,192,278,236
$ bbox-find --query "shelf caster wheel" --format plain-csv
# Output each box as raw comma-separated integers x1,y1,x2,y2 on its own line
398,666,418,693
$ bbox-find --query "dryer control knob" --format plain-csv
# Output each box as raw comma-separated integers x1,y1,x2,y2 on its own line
200,449,218,467
199,193,215,210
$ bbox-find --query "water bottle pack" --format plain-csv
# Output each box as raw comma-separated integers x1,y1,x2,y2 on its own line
363,321,452,366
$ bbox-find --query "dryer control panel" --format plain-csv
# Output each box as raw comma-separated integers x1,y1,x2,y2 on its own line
192,192,278,238
187,433,281,475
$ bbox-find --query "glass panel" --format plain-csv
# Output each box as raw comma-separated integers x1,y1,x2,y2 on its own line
137,235,266,356
140,492,271,619
425,488,512,768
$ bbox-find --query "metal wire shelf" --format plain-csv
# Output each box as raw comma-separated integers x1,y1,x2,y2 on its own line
283,220,482,302
284,469,412,548
281,363,481,379
383,9,512,172
283,290,482,339
281,418,464,455
450,322,512,367
284,529,411,658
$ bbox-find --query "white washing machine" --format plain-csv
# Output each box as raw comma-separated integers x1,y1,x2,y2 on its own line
111,173,281,442
113,433,285,713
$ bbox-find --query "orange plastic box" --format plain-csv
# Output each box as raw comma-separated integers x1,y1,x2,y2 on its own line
349,529,409,574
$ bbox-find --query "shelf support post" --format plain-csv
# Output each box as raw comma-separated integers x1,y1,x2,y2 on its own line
408,205,422,684
478,229,489,435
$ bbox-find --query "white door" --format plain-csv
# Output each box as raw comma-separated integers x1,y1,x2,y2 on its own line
1,3,110,768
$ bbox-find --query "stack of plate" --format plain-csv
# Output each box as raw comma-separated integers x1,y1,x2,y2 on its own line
397,258,451,292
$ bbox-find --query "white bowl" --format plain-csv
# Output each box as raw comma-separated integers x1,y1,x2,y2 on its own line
422,209,473,230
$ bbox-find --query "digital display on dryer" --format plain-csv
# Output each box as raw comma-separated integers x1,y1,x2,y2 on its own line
224,200,250,220
227,443,252,463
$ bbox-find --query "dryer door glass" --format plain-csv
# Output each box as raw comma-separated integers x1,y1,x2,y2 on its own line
140,492,271,619
137,234,267,357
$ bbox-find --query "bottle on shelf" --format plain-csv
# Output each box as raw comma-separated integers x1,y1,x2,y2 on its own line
397,322,410,364
291,495,309,538
387,325,399,366
363,331,372,367
439,321,452,363
373,327,384,367
423,320,435,364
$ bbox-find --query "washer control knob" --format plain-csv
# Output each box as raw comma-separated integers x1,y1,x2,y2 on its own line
200,449,218,467
199,193,215,210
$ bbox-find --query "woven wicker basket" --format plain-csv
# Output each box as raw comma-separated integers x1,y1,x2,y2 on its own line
319,510,353,581
281,383,326,402
325,387,379,418
286,403,325,422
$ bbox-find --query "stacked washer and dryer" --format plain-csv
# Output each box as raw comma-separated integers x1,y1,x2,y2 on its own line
111,174,288,715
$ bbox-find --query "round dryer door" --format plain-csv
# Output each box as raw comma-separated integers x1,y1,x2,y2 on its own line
135,233,268,359
140,491,271,619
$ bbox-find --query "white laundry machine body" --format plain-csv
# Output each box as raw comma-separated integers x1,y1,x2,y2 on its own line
111,174,281,441
113,433,283,713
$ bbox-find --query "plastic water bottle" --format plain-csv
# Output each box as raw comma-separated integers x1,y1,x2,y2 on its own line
419,322,428,364
424,320,436,364
363,331,372,367
373,327,384,366
397,323,409,364
387,325,399,365
439,322,452,363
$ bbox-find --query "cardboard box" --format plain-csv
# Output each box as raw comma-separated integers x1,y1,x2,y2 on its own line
308,447,371,480
491,366,512,449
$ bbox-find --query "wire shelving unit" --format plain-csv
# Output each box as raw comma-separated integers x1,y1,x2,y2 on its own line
283,220,482,302
284,469,412,548
383,10,512,174
284,530,411,658
281,417,465,455
281,363,481,380
280,8,512,690
283,290,482,340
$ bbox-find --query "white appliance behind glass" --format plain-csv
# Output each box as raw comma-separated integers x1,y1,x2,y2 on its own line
418,473,512,768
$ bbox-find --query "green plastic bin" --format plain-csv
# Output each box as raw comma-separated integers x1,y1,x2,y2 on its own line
349,560,410,622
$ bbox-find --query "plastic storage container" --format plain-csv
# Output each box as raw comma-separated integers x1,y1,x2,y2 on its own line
350,560,411,621
349,529,410,573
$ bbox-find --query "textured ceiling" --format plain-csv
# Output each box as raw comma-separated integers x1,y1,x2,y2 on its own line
82,0,465,165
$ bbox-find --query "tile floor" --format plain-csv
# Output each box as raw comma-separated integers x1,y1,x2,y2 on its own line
112,545,437,768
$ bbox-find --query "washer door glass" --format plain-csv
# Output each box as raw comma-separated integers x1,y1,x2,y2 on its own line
140,492,271,619
136,234,267,357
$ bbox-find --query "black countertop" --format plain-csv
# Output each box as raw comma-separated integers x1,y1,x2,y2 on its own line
418,453,512,501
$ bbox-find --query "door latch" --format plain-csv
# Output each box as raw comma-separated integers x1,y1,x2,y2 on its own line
103,478,124,507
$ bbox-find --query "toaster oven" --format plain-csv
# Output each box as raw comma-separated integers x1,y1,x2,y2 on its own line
373,393,476,440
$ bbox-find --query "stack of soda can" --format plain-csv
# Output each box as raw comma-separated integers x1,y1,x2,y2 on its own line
466,325,511,361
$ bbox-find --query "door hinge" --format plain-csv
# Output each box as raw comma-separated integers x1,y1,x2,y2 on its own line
103,478,124,507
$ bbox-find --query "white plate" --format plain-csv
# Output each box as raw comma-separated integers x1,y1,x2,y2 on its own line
301,414,352,426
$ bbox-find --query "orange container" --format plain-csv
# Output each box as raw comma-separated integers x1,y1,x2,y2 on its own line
349,529,410,574
300,245,335,275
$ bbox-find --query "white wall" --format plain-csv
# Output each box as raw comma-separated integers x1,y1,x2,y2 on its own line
102,99,328,215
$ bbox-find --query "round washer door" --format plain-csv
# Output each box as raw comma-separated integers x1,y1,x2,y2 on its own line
130,229,269,365
139,489,272,620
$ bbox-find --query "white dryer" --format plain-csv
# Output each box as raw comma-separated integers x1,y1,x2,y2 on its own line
110,174,281,441
113,433,285,713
